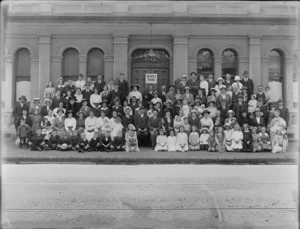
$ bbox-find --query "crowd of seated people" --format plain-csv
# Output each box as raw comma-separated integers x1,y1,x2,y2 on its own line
12,71,290,154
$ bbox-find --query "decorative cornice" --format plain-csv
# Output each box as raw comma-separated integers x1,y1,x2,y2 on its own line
284,56,294,63
238,56,249,63
30,56,39,62
4,55,14,62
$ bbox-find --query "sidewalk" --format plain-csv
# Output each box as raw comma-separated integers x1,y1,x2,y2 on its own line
2,140,298,164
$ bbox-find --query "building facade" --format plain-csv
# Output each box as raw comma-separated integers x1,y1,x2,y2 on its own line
1,1,298,115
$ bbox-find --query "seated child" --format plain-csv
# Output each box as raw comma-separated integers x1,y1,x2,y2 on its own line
242,124,253,152
29,129,45,151
182,99,190,117
76,132,89,153
189,126,200,151
70,131,80,150
176,126,188,152
183,117,191,134
88,132,100,151
199,127,209,150
252,126,262,152
110,116,123,140
215,126,225,152
57,131,72,151
231,124,243,152
272,129,288,154
207,130,216,152
41,117,52,141
111,131,125,151
45,130,60,150
223,123,233,152
17,118,31,149
155,129,168,152
167,129,177,152
248,94,258,113
173,115,183,135
125,124,139,152
99,131,112,152
259,126,272,152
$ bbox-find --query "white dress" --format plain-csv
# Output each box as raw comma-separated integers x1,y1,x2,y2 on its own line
176,132,189,151
199,133,209,145
155,135,168,151
110,123,123,138
248,99,257,113
167,136,177,152
231,130,243,149
84,116,98,141
182,105,190,117
224,129,233,151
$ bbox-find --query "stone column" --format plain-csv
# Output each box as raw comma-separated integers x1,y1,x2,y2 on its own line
188,58,197,76
214,56,222,78
30,56,39,101
169,57,174,83
51,56,62,84
78,55,87,78
2,55,14,110
284,56,294,111
261,56,269,88
113,35,128,79
173,36,188,80
249,36,261,87
104,55,114,80
38,34,51,99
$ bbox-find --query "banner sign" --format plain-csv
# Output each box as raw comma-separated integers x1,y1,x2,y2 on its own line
145,74,157,84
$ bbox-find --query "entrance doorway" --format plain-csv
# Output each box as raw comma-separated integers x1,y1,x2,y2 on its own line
130,49,170,92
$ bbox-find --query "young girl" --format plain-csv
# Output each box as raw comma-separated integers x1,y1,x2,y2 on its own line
31,108,42,133
175,88,182,100
242,124,253,152
259,126,272,152
111,131,126,151
231,124,243,152
215,126,225,152
167,129,177,152
182,99,190,117
176,126,188,152
173,115,183,135
41,117,52,141
110,116,123,140
155,129,168,152
223,123,233,152
252,127,262,152
199,127,210,150
183,117,191,134
207,130,216,152
76,132,89,153
272,129,288,154
125,124,139,152
248,94,258,113
174,99,182,116
189,126,200,151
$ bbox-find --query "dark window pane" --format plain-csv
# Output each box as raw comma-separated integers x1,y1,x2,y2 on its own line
131,49,169,65
268,50,282,82
62,48,79,80
16,48,31,77
87,48,104,80
197,49,214,78
222,49,237,78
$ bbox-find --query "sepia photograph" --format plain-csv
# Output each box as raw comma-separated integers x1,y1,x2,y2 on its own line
0,0,299,228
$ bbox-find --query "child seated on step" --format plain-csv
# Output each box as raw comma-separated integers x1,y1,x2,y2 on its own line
125,124,139,152
76,132,89,153
99,131,112,152
242,124,253,152
272,128,288,154
231,124,243,152
251,127,262,152
57,131,72,151
111,131,125,151
155,129,168,152
189,126,200,151
167,129,177,152
223,123,233,152
88,132,100,151
29,129,45,151
176,126,188,152
207,130,216,152
45,130,60,150
215,126,225,153
259,126,272,152
199,127,210,150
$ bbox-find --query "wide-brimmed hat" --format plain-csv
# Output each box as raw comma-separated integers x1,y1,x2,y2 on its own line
210,88,217,92
57,77,63,83
181,75,187,79
220,85,227,91
124,106,132,112
242,71,249,76
67,110,73,115
194,99,201,104
217,77,224,82
242,86,248,90
19,95,27,101
207,98,216,104
81,98,88,104
33,98,40,102
254,108,261,112
44,98,52,104
201,127,209,133
130,84,140,89
227,110,235,116
77,110,84,116
57,108,64,114
60,143,69,150
234,75,241,81
164,100,172,105
224,123,231,128
190,72,197,76
202,109,210,114
191,109,197,114
184,86,190,91
153,91,159,95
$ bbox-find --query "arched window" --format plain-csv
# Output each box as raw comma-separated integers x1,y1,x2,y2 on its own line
197,49,214,79
222,49,238,78
268,49,284,101
62,48,79,81
15,48,31,103
87,48,104,81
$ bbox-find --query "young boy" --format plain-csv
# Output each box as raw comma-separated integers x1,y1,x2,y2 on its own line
46,130,60,150
242,124,253,152
99,131,112,152
88,132,100,151
111,131,125,151
58,131,72,151
76,132,89,153
29,129,45,151
70,131,80,150
17,119,31,149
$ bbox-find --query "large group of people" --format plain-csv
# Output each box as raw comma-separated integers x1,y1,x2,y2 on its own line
12,71,290,154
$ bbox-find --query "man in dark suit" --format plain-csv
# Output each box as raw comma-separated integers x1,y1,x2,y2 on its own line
16,109,32,128
135,107,149,147
94,74,106,93
117,73,129,103
231,86,242,106
206,73,216,94
64,79,76,96
240,71,254,96
51,90,65,109
121,107,134,134
40,99,53,118
108,83,122,107
223,73,233,88
217,100,229,121
187,72,199,98
233,94,248,125
159,85,167,104
82,83,94,106
12,95,30,131
250,108,266,129
278,98,290,127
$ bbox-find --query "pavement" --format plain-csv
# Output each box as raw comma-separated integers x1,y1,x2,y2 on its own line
1,139,298,164
1,164,298,228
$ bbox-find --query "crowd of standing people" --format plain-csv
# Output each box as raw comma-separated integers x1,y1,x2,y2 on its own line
12,71,290,154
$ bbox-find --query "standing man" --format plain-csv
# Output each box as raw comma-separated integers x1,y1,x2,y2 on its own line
187,72,199,98
240,71,254,96
223,73,233,88
159,85,167,104
117,73,129,104
206,73,216,94
82,83,94,107
12,95,30,131
94,74,106,93
75,74,86,90
135,107,149,147
278,98,290,127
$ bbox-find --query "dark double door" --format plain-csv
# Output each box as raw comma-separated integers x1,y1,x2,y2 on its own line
131,67,169,93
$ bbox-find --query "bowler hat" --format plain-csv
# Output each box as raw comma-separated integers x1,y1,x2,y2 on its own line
19,95,27,101
242,71,249,76
202,109,210,114
190,72,197,76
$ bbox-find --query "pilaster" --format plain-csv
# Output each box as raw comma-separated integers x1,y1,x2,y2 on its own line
214,56,222,78
284,56,294,111
173,36,188,80
249,35,261,87
113,35,128,80
78,55,87,78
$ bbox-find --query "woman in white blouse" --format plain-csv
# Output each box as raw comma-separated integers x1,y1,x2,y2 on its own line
128,84,143,102
200,109,214,132
75,74,86,90
199,74,209,96
84,110,98,141
90,88,102,108
44,81,56,99
215,77,225,97
64,110,77,132
74,88,83,111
